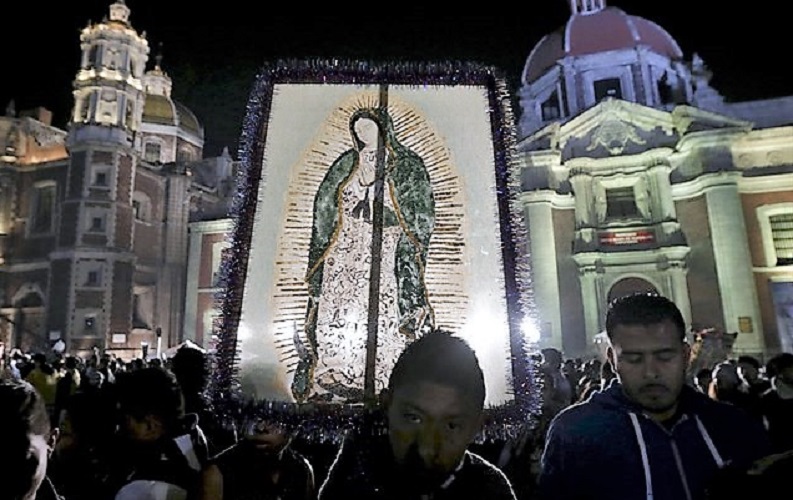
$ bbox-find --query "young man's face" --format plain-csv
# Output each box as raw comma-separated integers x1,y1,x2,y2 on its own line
608,318,690,422
121,412,165,443
8,432,51,499
241,419,291,456
386,380,482,492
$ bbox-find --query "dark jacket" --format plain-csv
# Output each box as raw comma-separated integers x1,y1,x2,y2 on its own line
107,415,209,499
537,380,771,500
210,442,315,500
758,389,793,453
36,477,65,500
318,432,516,500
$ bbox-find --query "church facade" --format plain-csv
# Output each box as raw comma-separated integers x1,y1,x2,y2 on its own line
519,0,793,359
0,1,233,358
1,0,791,362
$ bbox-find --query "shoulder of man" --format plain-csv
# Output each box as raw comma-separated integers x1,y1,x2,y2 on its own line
687,389,772,462
282,447,316,483
547,388,621,431
689,388,764,427
35,477,65,500
317,431,390,499
455,451,517,500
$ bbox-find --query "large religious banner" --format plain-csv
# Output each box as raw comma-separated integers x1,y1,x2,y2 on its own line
210,59,539,428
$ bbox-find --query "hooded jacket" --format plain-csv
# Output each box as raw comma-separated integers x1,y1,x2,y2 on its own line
537,380,771,500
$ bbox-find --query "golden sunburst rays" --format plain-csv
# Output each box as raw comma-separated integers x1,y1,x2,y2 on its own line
270,89,469,372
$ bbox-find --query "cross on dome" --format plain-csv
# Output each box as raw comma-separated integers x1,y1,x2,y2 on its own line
569,0,606,15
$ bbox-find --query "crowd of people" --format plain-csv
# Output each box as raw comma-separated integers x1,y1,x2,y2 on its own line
2,292,793,499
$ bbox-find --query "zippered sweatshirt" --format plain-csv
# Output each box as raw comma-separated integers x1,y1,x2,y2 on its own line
536,380,771,500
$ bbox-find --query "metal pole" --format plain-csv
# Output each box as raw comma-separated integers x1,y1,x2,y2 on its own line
363,86,389,408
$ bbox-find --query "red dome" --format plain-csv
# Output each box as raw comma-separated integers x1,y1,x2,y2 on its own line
524,7,683,83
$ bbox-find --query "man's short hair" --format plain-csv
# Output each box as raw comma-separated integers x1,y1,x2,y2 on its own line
170,345,209,391
115,366,185,431
737,355,762,371
387,328,485,409
541,347,563,368
766,352,793,379
0,379,50,436
605,293,686,342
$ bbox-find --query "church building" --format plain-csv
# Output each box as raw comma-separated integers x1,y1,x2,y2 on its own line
519,0,793,358
0,1,233,357
1,0,791,362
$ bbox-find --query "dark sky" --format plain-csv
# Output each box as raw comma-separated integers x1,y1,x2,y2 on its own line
2,1,789,157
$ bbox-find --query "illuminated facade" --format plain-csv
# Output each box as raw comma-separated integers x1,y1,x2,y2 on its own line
0,1,233,357
2,0,791,362
520,0,793,358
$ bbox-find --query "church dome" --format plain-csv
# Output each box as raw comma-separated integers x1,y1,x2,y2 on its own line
140,64,204,139
524,6,683,83
141,94,202,136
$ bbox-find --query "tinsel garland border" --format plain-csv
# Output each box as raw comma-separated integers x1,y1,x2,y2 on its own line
207,58,542,443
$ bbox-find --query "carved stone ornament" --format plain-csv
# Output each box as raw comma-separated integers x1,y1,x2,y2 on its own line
586,117,647,155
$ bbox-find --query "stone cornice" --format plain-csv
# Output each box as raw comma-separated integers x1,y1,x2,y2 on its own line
188,218,233,233
519,191,575,209
671,171,742,199
738,172,793,194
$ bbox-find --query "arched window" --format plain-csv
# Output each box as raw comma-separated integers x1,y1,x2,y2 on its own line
176,147,194,163
541,91,561,121
29,181,57,235
88,45,100,69
144,142,162,163
594,78,623,101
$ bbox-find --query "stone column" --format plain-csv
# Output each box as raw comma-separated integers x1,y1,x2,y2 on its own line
578,264,604,353
524,199,562,350
705,177,764,353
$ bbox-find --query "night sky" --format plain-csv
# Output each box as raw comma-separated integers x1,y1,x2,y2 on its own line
2,0,789,157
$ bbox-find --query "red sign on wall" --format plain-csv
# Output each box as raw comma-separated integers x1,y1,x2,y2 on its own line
599,230,654,245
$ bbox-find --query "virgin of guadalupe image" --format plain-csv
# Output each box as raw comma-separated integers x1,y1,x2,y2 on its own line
291,107,435,403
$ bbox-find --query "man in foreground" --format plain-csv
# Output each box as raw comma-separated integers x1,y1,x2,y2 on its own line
318,328,517,499
537,293,771,500
1,378,63,499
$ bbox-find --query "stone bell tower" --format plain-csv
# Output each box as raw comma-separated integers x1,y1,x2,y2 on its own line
48,0,150,351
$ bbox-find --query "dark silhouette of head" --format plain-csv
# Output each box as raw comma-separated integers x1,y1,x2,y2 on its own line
115,366,185,441
0,379,56,499
169,344,209,412
541,347,564,370
766,352,793,385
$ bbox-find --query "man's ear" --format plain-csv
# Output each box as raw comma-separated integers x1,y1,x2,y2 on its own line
48,427,60,455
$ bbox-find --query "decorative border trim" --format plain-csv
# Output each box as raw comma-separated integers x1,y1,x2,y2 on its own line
207,58,542,442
